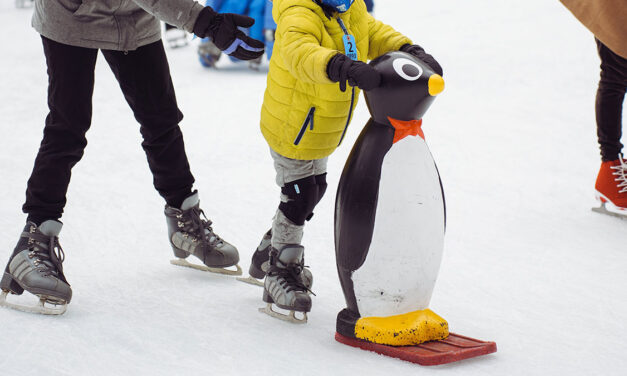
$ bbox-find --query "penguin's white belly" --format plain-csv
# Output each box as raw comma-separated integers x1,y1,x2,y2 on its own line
352,137,445,318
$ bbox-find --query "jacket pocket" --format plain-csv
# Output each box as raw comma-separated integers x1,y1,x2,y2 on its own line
55,0,82,13
293,107,315,145
73,0,118,19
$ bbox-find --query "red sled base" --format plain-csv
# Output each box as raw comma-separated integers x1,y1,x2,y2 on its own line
335,332,496,366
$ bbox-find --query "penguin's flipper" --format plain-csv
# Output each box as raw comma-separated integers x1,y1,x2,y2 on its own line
335,120,394,315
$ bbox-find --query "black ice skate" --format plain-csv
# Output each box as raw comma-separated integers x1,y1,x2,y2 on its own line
238,230,313,288
165,191,241,276
0,220,71,315
259,245,313,324
236,229,272,286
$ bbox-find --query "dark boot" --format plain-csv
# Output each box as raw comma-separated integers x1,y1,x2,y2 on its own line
0,220,71,314
240,230,313,288
260,245,313,323
164,191,240,274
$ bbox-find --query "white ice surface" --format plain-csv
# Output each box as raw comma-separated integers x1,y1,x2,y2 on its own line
1,1,626,375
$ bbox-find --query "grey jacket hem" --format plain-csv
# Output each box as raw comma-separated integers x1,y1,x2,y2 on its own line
32,0,204,52
34,26,163,51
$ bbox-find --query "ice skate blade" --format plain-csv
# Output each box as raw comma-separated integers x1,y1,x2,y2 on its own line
236,276,264,287
259,303,307,324
170,258,243,276
592,202,627,219
0,290,67,315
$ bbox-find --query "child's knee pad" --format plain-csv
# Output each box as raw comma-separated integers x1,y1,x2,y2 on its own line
279,175,324,226
314,173,328,205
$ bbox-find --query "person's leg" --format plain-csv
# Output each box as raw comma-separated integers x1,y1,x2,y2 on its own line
263,0,276,60
242,149,326,285
1,36,93,312
247,0,266,43
101,41,194,208
101,42,241,271
218,0,248,16
595,38,626,161
22,36,98,224
260,150,327,319
594,38,627,213
270,149,329,250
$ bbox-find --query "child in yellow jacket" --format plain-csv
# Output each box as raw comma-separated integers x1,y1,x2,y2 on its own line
247,0,442,321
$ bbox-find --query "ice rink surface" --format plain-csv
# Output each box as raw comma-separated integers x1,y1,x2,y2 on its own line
0,1,625,375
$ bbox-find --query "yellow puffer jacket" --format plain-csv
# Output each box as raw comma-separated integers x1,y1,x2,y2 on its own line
261,0,412,160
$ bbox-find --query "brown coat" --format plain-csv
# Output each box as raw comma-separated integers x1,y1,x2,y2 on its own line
560,0,627,58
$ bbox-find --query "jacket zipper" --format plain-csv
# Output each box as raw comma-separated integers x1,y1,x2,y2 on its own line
113,1,124,51
294,107,315,145
336,18,356,146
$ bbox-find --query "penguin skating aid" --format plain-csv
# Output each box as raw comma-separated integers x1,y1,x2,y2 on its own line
334,51,496,365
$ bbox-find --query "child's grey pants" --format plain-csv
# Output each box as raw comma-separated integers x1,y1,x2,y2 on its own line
270,148,328,250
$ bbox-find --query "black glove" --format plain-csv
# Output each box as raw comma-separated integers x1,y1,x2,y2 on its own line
327,54,381,92
193,7,265,61
400,44,443,76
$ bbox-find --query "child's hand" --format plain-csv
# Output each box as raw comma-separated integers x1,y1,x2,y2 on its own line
327,54,382,92
193,7,265,61
400,44,443,76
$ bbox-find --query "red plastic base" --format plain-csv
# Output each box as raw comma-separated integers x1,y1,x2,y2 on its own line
335,332,497,366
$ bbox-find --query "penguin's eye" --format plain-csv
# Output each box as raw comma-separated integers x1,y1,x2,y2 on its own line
393,58,423,82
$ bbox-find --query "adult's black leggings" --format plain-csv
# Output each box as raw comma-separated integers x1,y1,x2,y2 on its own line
23,36,195,224
596,38,626,161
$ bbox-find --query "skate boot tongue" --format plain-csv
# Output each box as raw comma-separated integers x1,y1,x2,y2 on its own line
37,220,63,237
179,191,224,245
272,245,314,295
260,245,313,322
23,220,66,279
180,191,200,211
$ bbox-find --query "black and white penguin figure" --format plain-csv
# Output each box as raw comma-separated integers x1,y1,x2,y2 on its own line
334,51,448,346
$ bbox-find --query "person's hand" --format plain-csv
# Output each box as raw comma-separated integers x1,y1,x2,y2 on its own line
193,7,265,61
327,54,381,92
400,44,443,76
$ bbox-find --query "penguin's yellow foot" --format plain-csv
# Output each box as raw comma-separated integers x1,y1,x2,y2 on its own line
355,309,449,346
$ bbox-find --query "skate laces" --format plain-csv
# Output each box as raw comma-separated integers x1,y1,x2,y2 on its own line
267,258,315,295
612,156,627,193
22,230,65,278
182,207,224,247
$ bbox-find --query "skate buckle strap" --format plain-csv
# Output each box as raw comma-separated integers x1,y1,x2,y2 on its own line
612,155,627,193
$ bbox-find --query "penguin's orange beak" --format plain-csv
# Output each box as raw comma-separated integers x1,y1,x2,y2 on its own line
428,74,445,96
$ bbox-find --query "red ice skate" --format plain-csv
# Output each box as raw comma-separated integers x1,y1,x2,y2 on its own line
593,156,627,218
